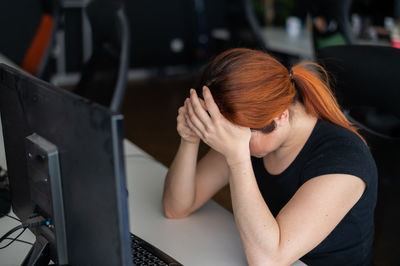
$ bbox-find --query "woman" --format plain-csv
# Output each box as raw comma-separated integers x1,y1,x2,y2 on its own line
162,48,377,265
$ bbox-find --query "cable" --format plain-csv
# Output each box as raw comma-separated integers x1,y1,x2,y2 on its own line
5,214,21,222
0,211,21,222
0,216,47,244
4,237,33,246
0,228,26,249
22,217,47,229
0,215,48,250
0,224,24,243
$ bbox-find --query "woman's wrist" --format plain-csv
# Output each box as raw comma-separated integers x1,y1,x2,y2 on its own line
225,150,251,168
180,137,200,146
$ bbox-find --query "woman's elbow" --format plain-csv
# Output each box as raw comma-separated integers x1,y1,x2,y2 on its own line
163,207,190,219
162,200,191,219
164,210,186,219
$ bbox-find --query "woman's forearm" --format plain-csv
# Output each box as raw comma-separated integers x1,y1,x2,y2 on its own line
228,159,282,265
162,139,199,218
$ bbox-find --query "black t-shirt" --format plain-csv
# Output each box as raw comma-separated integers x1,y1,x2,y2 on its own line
251,120,377,266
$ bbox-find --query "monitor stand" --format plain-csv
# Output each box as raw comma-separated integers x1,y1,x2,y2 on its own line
21,134,69,265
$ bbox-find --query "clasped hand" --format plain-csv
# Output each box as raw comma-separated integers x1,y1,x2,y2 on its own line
184,86,251,165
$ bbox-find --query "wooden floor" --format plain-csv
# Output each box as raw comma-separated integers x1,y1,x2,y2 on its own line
121,74,399,266
121,74,196,167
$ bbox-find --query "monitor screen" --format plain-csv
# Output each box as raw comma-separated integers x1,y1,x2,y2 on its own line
0,64,132,265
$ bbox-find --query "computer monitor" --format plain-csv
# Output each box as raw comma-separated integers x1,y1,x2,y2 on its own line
0,63,132,265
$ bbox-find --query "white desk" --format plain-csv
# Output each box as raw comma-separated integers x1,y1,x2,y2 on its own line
0,136,246,265
262,26,314,60
125,148,247,265
262,26,391,61
0,120,305,265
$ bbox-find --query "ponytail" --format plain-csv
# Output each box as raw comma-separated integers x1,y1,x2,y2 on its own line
292,62,366,143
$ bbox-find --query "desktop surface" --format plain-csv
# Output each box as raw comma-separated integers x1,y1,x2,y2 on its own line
1,130,307,265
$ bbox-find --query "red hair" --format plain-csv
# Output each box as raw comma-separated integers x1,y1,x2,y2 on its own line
198,48,365,142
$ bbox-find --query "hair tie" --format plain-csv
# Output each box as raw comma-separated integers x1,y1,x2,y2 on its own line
289,68,294,81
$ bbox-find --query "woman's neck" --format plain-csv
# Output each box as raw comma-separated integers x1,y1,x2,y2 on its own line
264,104,317,175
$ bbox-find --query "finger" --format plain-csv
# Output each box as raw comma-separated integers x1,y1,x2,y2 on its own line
177,111,187,128
186,97,207,134
183,98,189,114
184,97,195,117
199,98,208,112
198,98,212,119
202,86,222,120
190,89,212,125
178,105,185,117
185,114,204,139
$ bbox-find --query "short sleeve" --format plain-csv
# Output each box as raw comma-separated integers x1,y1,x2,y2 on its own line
300,135,377,191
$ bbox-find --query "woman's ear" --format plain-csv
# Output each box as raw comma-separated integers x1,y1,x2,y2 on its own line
274,109,289,127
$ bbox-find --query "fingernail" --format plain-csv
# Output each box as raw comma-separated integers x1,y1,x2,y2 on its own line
190,88,195,94
202,86,207,91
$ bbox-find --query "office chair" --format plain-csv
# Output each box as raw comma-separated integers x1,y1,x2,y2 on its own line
215,0,267,52
74,0,130,113
241,0,268,51
309,0,355,56
21,0,60,79
223,0,294,66
317,45,400,264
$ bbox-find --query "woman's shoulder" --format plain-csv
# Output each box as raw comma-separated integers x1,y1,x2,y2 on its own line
300,120,377,184
310,120,368,153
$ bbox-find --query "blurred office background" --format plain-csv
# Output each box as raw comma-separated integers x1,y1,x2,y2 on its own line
0,0,399,265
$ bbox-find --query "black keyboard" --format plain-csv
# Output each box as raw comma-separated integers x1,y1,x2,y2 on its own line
131,233,182,266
